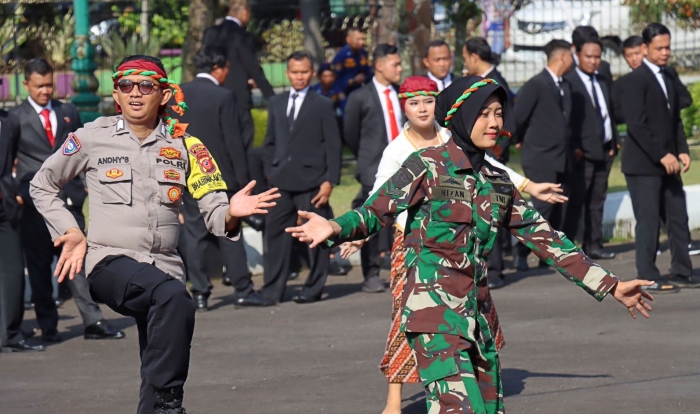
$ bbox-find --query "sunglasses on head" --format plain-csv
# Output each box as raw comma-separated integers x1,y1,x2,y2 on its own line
116,79,160,95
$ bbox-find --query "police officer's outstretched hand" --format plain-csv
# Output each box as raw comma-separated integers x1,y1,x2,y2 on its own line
54,227,87,283
227,180,281,223
611,280,655,319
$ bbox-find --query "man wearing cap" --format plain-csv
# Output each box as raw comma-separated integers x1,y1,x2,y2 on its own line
29,55,280,414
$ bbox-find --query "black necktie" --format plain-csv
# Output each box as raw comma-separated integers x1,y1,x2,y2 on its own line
659,67,673,104
555,80,564,112
288,92,299,130
589,74,606,141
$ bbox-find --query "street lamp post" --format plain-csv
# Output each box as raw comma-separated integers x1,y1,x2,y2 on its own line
70,0,101,123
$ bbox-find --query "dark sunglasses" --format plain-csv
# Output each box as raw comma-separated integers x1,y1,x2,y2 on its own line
117,79,160,95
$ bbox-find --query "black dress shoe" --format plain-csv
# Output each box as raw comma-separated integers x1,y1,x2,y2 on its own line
242,215,265,232
587,249,616,260
1,340,45,353
287,271,300,281
55,298,65,308
193,294,208,312
669,274,700,289
488,276,506,290
41,331,63,343
234,292,276,307
221,275,232,286
292,295,319,304
516,256,529,271
328,261,350,276
362,276,385,293
641,279,681,294
84,320,126,340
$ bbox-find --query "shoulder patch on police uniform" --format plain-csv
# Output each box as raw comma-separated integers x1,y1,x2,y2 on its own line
63,133,82,156
116,119,125,132
184,136,227,200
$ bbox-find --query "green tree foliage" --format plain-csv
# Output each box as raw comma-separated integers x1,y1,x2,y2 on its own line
112,0,189,48
681,82,700,138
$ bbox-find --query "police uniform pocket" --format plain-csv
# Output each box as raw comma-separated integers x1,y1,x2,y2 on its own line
97,165,132,204
155,166,186,205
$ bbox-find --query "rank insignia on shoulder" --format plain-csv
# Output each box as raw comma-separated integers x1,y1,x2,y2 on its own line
163,169,181,181
105,168,123,179
159,147,182,160
161,124,166,135
62,133,82,156
116,119,125,132
167,186,182,202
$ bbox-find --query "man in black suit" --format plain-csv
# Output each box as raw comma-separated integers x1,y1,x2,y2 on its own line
344,44,404,293
620,23,695,293
202,0,275,151
175,46,273,310
570,26,613,87
259,51,342,303
423,40,458,91
564,36,619,260
0,110,44,353
9,59,123,342
514,40,575,270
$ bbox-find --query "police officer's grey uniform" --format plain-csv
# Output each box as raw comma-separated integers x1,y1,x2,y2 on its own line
30,115,238,414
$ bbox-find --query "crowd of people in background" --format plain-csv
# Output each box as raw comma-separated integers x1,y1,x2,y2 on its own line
1,0,698,408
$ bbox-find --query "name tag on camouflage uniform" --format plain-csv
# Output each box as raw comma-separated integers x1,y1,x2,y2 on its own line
433,175,471,202
485,176,514,222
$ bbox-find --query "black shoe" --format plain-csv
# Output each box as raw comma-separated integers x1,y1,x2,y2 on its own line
362,276,385,293
669,274,700,289
587,249,616,260
688,242,700,256
292,295,319,304
234,292,276,307
84,320,126,340
1,340,45,353
328,261,350,276
287,271,300,281
516,255,529,271
55,298,65,308
193,294,208,312
24,301,35,310
221,275,232,286
242,215,265,232
41,331,63,343
488,276,506,290
155,386,185,413
641,280,681,294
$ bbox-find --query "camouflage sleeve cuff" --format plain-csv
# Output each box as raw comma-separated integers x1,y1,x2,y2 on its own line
325,213,363,248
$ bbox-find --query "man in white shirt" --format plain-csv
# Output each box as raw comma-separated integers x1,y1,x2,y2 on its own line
344,44,404,293
10,58,124,343
423,40,456,91
564,36,619,260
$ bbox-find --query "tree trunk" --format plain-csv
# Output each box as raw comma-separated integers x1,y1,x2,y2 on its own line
300,0,323,68
374,0,398,46
182,0,217,82
140,0,149,44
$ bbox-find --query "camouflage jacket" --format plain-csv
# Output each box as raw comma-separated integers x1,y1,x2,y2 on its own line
331,140,619,341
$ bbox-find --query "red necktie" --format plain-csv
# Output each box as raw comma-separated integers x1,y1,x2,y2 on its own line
384,88,399,141
40,108,55,147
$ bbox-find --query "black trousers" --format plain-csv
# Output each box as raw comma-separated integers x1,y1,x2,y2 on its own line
89,256,195,414
260,188,332,302
240,107,255,151
180,192,253,299
19,203,102,333
0,204,25,346
582,155,614,252
625,174,692,280
352,185,392,281
518,167,576,259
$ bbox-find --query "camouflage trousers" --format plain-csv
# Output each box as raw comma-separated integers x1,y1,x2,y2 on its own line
407,332,504,414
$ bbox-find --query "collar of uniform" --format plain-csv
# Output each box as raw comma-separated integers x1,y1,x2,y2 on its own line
225,16,242,27
444,139,474,171
115,117,173,143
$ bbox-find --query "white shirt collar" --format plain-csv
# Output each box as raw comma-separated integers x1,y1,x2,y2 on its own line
225,16,242,27
28,96,52,114
372,76,393,93
643,58,662,73
480,65,495,78
426,72,452,90
196,73,220,85
289,85,310,99
572,51,580,67
575,66,597,80
545,67,562,85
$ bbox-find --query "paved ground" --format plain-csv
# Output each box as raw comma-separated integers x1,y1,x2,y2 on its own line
1,241,700,414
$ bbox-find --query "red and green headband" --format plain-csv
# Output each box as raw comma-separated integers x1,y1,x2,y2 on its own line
112,61,189,137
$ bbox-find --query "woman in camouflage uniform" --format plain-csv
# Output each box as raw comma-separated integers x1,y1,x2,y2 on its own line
287,76,655,414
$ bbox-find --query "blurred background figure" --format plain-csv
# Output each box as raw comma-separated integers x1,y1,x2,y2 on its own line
332,27,372,98
422,40,457,91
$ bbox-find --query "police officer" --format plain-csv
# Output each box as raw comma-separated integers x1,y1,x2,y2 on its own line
29,55,279,414
312,63,346,125
331,27,372,97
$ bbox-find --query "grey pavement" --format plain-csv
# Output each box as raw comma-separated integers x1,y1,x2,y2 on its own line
1,242,700,414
